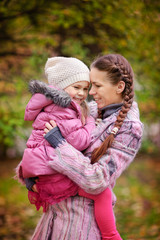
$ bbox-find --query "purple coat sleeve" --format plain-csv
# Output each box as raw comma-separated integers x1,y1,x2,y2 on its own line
47,120,143,195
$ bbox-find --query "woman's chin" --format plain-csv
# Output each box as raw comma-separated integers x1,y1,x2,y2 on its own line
96,102,103,109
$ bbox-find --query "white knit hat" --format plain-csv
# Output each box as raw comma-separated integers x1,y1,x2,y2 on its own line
44,57,90,89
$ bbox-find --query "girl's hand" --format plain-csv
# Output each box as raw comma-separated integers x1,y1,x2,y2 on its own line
32,184,38,193
44,120,57,134
31,178,38,193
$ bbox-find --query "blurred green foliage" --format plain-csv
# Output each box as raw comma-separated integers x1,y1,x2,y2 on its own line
0,0,160,156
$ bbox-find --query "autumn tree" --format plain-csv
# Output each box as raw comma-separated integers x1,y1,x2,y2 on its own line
0,0,160,156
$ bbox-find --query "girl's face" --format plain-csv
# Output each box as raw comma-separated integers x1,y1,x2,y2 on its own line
89,68,124,109
64,81,89,105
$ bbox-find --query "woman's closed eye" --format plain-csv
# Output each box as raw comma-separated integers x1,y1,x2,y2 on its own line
91,83,101,88
95,84,101,88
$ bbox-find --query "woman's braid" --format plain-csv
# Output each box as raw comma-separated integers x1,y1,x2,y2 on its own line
91,54,134,164
114,59,134,131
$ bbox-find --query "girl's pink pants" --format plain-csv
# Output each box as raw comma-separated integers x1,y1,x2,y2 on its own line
79,188,122,240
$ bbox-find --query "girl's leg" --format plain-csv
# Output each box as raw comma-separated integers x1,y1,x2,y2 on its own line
79,188,122,240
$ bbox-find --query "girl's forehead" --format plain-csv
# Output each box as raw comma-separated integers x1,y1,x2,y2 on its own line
72,81,90,87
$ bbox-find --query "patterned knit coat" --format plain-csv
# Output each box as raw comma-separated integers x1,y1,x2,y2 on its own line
31,101,143,240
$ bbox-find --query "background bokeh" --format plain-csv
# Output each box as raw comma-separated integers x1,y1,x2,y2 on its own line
0,1,160,239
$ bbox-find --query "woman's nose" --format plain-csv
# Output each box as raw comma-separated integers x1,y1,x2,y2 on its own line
89,86,95,95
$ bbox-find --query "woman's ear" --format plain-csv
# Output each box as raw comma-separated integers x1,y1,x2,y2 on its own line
116,81,125,94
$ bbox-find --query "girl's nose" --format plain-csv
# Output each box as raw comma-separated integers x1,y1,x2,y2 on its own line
78,89,84,95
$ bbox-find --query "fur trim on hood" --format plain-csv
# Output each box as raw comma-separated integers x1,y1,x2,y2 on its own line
29,80,71,108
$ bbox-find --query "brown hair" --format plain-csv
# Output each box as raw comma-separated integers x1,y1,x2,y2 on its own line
80,100,89,125
91,54,134,163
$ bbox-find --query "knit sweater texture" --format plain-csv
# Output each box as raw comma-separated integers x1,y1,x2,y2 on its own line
31,100,143,240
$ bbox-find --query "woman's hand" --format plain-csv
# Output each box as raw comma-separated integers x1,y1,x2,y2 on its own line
44,120,57,135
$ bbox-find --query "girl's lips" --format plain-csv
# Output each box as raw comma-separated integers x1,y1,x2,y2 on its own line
73,98,83,104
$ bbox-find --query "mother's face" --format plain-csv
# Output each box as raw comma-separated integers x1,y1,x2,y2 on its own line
89,68,124,109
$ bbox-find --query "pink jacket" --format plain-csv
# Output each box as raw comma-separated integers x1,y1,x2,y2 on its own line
18,80,95,179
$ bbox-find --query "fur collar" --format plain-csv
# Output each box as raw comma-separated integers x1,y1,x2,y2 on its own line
29,80,71,108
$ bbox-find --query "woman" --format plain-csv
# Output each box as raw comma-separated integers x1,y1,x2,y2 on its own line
31,54,143,239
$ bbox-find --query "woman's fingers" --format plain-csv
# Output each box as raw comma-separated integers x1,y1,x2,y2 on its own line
43,120,57,136
45,122,53,130
44,128,49,134
50,120,57,128
44,122,52,135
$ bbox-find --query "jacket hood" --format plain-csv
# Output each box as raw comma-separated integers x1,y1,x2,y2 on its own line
29,80,71,108
127,101,141,122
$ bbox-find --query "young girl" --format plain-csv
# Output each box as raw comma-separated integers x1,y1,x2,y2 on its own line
17,56,95,209
16,56,122,240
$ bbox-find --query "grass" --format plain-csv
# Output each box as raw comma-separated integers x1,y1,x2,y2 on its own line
0,154,160,240
0,159,42,240
114,154,160,239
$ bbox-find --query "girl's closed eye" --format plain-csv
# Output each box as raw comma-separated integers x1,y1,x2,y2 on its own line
84,88,89,91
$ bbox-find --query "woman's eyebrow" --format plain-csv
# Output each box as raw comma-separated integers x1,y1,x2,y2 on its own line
92,81,100,84
74,84,88,87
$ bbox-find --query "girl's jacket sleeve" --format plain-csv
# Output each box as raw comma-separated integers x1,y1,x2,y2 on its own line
48,120,143,195
57,116,95,151
24,93,52,121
